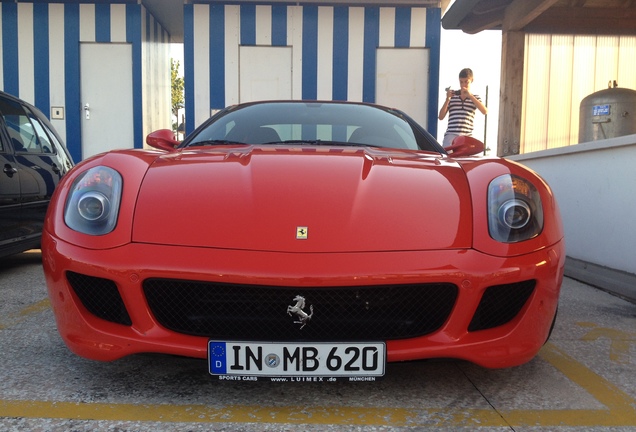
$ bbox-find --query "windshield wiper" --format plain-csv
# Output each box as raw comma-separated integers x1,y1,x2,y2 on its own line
271,139,380,148
187,139,246,147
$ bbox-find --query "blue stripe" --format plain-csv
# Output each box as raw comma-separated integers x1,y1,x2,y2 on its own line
332,7,349,101
64,4,81,162
184,4,195,135
362,7,379,103
395,8,411,48
426,7,441,135
126,4,143,149
271,5,287,46
240,4,256,46
302,6,318,100
95,3,111,43
2,2,19,95
210,4,225,109
34,3,50,116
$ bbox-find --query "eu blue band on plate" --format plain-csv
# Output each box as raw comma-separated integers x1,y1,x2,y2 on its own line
209,341,227,374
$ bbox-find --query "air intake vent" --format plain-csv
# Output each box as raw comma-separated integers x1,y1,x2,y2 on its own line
468,280,536,332
66,271,132,326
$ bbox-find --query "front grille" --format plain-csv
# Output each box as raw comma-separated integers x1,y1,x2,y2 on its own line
66,271,132,326
143,279,458,341
468,280,536,332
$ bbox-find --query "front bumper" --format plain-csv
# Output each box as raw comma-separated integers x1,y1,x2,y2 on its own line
42,231,565,369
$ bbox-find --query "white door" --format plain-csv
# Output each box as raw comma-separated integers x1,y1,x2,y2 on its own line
376,48,429,127
239,46,292,103
80,43,134,159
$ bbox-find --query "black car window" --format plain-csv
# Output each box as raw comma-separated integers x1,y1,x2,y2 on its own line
0,97,47,154
27,110,57,154
186,102,429,151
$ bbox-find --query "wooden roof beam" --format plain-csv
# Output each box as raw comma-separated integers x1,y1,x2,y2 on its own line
525,6,636,34
502,0,561,31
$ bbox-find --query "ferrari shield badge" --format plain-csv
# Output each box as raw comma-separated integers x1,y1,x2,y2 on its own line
287,295,313,329
296,226,308,239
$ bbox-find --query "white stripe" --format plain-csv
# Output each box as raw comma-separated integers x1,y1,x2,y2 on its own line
255,5,271,45
379,8,394,48
290,6,303,100
18,3,35,103
317,7,333,100
79,4,96,42
347,7,365,102
193,4,210,126
225,5,240,106
411,8,427,48
0,6,4,92
49,4,66,140
111,4,127,42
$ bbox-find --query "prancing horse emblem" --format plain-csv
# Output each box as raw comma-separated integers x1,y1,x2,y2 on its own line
287,295,314,329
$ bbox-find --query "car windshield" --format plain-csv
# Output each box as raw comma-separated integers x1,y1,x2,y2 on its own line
183,102,441,152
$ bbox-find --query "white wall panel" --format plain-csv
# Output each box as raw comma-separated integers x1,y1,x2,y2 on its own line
80,4,96,42
0,7,3,90
111,4,127,42
317,7,334,100
617,36,636,91
193,4,211,127
290,6,303,100
379,8,394,47
347,8,365,102
49,4,66,138
225,5,240,107
255,5,272,45
410,8,426,48
17,3,34,103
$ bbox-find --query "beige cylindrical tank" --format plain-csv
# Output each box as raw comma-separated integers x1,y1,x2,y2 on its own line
579,83,636,143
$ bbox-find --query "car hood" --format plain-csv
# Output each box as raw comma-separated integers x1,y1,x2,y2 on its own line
132,146,473,252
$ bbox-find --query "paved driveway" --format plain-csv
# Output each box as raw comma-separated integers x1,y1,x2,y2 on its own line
1,250,635,431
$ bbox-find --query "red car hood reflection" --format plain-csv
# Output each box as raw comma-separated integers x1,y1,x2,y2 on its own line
132,146,473,253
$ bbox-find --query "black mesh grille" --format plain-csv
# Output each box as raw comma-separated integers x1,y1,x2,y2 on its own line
468,280,536,332
143,279,458,341
66,271,132,326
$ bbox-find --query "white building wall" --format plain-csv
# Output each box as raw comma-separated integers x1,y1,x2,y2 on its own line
511,135,636,276
0,2,170,161
184,3,441,135
522,34,636,153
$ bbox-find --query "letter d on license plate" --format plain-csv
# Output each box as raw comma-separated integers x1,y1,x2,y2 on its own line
209,341,385,378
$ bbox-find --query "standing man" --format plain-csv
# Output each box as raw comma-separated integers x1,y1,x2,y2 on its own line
438,68,488,149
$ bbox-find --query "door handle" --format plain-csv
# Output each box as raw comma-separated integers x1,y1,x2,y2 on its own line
3,164,18,177
84,103,90,120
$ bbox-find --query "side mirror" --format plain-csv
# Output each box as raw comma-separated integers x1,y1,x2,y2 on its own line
146,129,180,152
445,135,484,157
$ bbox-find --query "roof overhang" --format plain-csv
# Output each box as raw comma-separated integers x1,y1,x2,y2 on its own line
442,0,636,35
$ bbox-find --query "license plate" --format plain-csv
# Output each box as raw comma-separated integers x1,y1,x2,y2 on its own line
209,341,385,381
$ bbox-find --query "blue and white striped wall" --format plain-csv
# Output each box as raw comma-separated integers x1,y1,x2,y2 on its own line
0,2,170,162
184,3,441,136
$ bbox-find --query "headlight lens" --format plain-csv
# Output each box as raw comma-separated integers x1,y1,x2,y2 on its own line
64,166,122,235
488,174,543,243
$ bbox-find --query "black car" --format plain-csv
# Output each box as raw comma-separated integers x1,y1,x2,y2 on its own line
0,91,74,258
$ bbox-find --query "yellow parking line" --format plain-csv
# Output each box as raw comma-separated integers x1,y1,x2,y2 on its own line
0,298,50,330
525,342,636,426
0,400,505,427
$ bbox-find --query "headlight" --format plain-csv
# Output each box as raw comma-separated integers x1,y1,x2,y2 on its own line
488,174,543,243
64,166,122,235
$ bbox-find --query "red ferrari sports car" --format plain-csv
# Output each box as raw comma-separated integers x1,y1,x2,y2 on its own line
42,101,564,379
